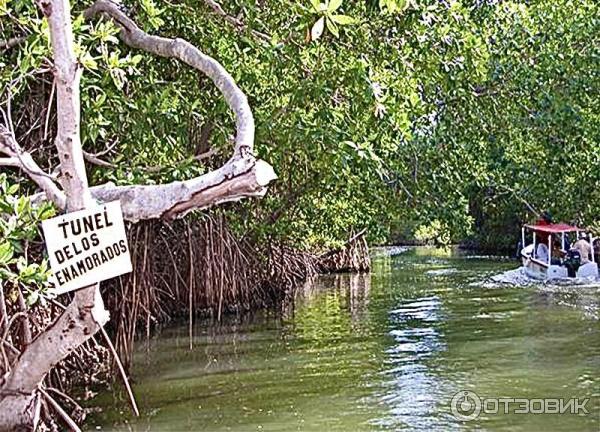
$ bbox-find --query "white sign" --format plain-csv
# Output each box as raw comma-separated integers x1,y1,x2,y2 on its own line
42,201,132,295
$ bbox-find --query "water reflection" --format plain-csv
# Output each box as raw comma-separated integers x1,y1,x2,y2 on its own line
88,248,600,432
536,286,600,320
293,272,371,324
375,295,451,430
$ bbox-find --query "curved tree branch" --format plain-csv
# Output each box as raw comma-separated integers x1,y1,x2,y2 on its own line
11,0,277,223
85,0,255,156
79,0,277,222
0,125,66,208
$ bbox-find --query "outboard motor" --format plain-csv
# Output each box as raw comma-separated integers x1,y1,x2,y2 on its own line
515,241,522,261
564,249,581,277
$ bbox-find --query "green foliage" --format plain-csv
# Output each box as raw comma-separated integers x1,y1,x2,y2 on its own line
414,220,451,246
0,175,55,306
379,0,411,15
2,0,599,252
308,0,357,41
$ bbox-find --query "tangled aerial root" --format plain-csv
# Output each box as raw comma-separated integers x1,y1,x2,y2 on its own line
1,213,370,429
103,215,370,370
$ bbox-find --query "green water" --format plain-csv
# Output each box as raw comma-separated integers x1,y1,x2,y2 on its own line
89,248,599,431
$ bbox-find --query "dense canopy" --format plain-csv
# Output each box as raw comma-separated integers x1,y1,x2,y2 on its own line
2,0,599,248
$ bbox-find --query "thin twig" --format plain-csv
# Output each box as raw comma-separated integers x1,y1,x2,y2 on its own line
494,183,540,217
16,288,32,347
83,150,115,167
144,148,218,173
201,0,271,42
39,387,82,432
0,282,8,337
187,221,194,351
45,387,80,409
98,326,140,417
43,78,56,141
89,138,119,157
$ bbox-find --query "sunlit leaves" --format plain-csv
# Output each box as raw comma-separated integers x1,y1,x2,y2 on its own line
0,175,55,306
3,0,598,253
308,0,357,41
89,20,120,44
379,0,410,15
0,0,9,15
0,242,13,265
330,15,355,25
139,0,165,31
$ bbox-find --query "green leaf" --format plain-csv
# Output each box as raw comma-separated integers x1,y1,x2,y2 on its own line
81,52,98,70
325,17,339,37
26,290,39,307
131,54,144,65
7,184,19,195
379,0,407,14
330,14,356,25
0,242,13,265
328,0,343,12
409,91,419,107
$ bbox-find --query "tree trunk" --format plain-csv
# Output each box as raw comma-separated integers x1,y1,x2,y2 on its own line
0,0,276,429
0,0,108,428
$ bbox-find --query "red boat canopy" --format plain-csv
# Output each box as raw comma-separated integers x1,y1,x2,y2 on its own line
524,223,580,234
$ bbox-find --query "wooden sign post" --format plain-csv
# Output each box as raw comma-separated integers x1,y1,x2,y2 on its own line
42,200,132,295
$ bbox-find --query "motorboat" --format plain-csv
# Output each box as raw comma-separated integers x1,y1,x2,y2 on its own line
520,223,598,280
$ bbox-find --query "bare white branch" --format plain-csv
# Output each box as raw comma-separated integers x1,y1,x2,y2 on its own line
83,150,115,167
0,126,66,208
80,0,277,221
0,157,19,166
88,158,276,222
85,0,255,157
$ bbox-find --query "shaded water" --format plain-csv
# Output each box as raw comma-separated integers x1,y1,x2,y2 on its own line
89,248,600,431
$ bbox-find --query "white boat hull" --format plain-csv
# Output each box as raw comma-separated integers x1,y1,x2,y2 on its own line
520,244,598,281
576,262,599,279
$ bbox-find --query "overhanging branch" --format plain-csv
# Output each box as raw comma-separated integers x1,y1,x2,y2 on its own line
80,0,277,221
13,0,277,222
0,125,66,208
85,0,255,156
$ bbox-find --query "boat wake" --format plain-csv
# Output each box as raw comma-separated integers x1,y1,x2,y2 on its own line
371,246,409,257
478,266,600,289
425,268,459,276
477,267,538,287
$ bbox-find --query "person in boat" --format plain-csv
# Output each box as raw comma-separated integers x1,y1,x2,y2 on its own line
572,232,592,264
533,211,553,256
536,242,549,263
551,238,564,265
563,233,571,251
536,211,553,226
564,248,582,277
